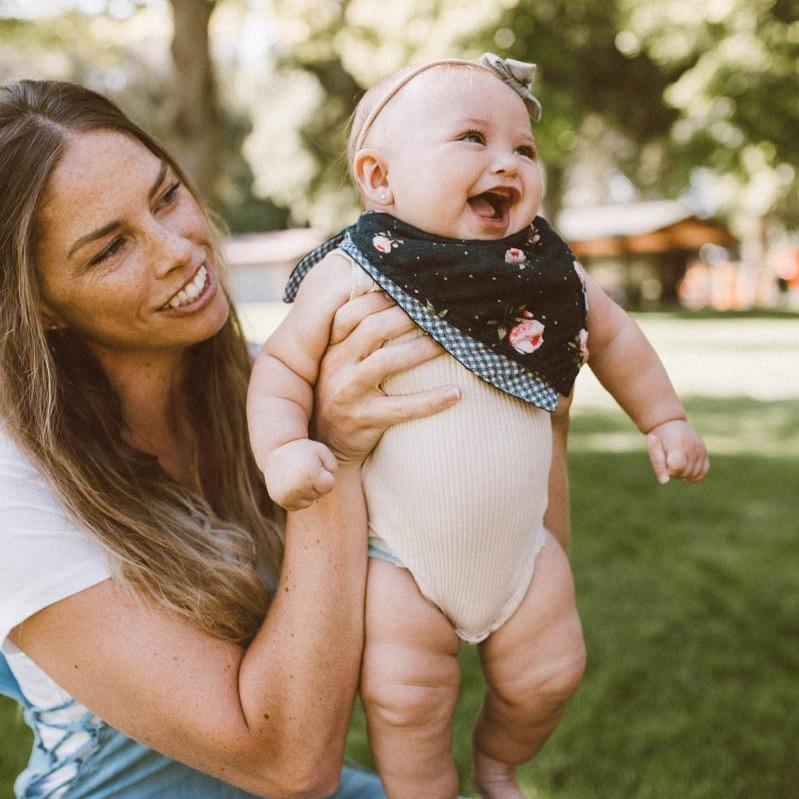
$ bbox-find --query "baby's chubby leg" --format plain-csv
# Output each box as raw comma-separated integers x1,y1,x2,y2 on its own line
474,537,586,799
361,558,461,799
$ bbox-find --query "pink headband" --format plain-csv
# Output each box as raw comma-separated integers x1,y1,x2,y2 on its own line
352,52,542,153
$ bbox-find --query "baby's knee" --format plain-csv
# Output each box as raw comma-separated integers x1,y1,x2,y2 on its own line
362,679,455,731
361,647,460,730
533,638,587,707
495,632,587,714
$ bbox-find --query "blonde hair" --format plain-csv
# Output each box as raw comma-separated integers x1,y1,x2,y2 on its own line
0,80,281,645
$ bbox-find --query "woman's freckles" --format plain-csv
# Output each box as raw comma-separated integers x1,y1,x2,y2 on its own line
35,129,228,356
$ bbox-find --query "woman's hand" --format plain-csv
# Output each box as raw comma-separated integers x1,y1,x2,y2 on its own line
312,291,460,464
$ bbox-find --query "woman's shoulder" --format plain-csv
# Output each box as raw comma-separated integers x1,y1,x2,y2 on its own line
0,423,34,471
0,424,70,512
0,423,111,654
0,423,108,543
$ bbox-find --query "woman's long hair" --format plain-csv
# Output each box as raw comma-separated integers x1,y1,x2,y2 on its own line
0,80,282,644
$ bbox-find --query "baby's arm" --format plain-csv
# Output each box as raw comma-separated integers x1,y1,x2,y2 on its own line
582,274,709,484
247,253,353,509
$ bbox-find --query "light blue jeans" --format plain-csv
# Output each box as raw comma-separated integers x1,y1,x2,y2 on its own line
0,654,384,799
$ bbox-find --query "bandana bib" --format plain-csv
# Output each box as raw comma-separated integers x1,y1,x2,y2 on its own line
284,212,588,412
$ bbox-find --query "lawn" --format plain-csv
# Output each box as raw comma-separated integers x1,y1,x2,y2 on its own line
2,396,797,798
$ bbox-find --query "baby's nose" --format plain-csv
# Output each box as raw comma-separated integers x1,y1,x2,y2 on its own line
491,152,518,176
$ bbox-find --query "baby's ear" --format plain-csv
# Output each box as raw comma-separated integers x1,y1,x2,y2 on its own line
352,149,393,207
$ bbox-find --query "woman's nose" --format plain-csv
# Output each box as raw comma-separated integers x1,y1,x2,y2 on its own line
149,221,194,275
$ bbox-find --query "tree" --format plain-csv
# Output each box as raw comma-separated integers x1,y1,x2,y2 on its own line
0,0,288,228
625,0,799,226
168,0,219,206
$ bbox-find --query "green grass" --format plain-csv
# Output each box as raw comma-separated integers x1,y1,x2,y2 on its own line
348,397,799,798
2,398,797,798
0,700,29,796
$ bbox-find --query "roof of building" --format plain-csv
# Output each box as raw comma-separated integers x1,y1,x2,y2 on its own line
557,200,705,241
556,200,737,257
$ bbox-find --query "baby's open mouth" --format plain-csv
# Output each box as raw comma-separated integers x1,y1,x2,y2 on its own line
468,188,519,221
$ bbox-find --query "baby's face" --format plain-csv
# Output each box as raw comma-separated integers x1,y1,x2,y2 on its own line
374,68,542,239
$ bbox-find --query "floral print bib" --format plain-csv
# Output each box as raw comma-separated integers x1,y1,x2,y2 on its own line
285,211,588,411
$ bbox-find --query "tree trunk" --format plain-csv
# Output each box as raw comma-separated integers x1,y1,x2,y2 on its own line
169,0,219,207
542,164,565,224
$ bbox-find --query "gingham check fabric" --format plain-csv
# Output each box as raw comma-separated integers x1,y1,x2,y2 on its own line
283,229,560,412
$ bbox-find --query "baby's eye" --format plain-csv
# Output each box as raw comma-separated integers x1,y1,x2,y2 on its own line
516,144,537,159
460,130,486,144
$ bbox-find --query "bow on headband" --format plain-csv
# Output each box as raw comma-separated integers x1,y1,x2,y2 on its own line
478,52,542,122
353,52,544,152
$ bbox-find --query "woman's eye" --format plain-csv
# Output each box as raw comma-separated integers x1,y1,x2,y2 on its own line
461,130,486,144
90,236,126,266
158,181,182,208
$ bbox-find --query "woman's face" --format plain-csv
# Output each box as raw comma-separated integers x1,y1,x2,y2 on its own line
36,130,229,361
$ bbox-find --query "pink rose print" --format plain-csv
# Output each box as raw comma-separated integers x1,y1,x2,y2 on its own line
373,233,400,253
504,247,525,264
507,310,544,355
578,328,589,363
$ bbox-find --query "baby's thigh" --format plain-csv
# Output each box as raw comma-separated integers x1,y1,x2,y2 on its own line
361,558,460,719
479,538,587,705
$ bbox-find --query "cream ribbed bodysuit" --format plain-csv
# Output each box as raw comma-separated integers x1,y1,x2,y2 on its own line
348,258,552,643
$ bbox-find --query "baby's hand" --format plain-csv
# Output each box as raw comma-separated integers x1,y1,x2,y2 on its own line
263,439,338,510
645,420,710,485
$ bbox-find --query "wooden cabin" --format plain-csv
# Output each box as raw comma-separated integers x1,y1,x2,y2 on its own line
557,201,738,306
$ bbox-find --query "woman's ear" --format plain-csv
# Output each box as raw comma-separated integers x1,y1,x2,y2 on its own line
37,300,67,332
352,149,394,207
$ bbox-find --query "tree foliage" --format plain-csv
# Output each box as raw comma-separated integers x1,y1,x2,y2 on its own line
0,0,287,230
625,0,799,225
2,0,796,232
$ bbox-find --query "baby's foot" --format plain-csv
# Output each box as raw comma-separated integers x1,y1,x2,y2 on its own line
473,748,525,799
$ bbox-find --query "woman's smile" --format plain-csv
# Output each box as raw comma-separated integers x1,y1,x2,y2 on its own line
35,130,230,355
159,263,218,314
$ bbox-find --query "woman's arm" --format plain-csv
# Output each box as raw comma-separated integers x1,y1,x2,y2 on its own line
13,468,368,798
12,295,459,799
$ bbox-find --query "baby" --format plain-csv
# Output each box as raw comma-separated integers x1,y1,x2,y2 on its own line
248,55,709,799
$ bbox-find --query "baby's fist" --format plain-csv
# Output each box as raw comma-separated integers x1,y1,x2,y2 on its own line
264,439,338,510
645,419,709,485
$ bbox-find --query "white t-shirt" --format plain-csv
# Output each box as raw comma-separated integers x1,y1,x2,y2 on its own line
0,426,111,709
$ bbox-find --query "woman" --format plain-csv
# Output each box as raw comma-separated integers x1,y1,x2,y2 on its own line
0,80,572,798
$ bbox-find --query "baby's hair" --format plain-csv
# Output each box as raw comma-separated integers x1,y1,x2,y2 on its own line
346,59,485,181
